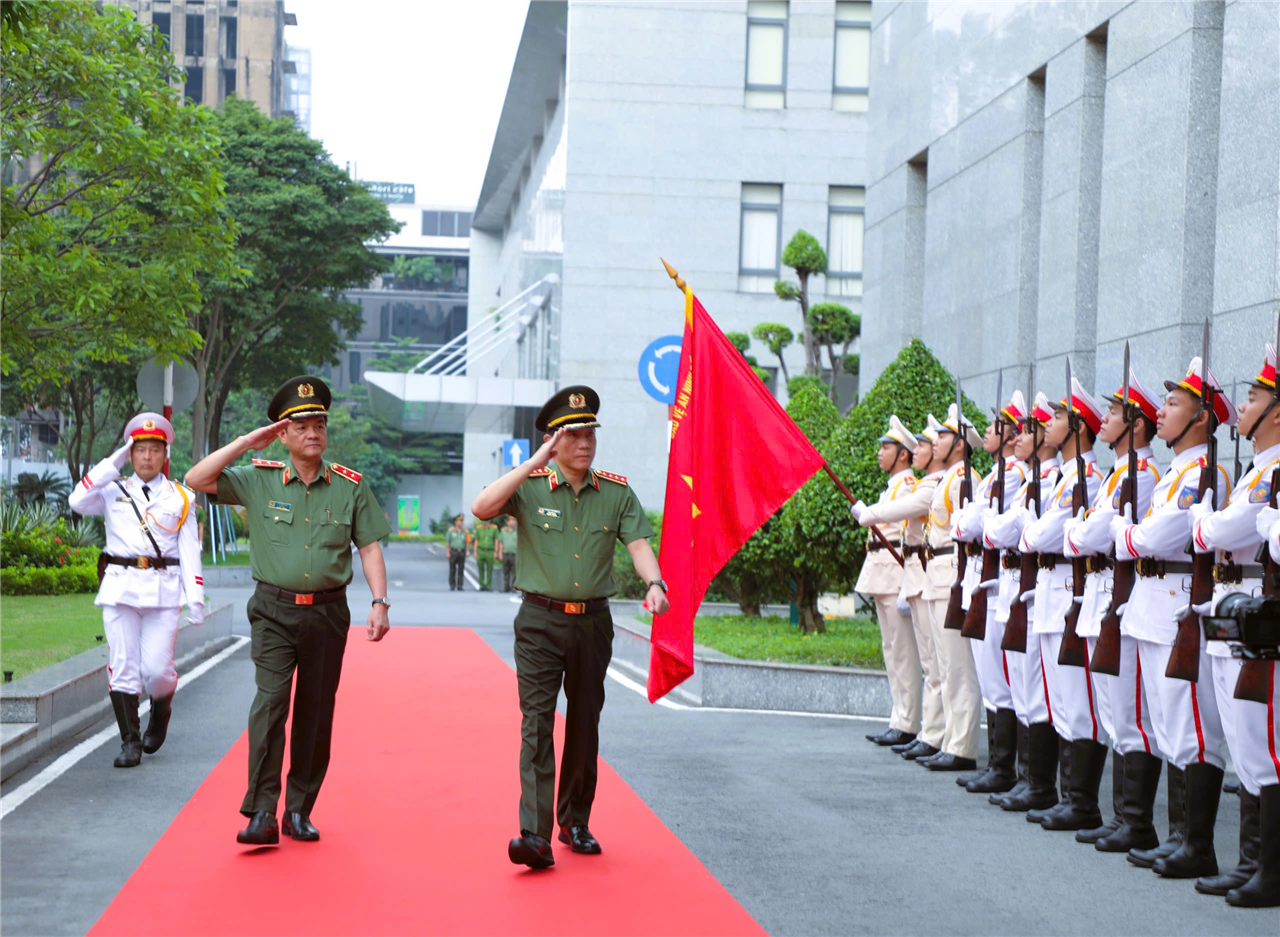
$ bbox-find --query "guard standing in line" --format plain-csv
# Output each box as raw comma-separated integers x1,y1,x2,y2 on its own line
474,517,499,591
1112,357,1233,877
498,516,519,592
185,376,392,846
851,415,923,748
68,413,204,768
471,385,669,870
445,515,469,590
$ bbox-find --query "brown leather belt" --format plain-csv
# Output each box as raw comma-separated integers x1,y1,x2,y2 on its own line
1135,559,1196,579
1084,555,1112,574
523,593,610,616
1037,553,1067,570
902,545,927,557
924,545,955,560
256,583,347,606
964,542,983,557
1002,551,1021,570
103,554,179,570
1213,561,1258,584
868,539,902,553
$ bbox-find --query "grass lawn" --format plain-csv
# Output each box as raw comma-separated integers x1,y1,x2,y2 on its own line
638,612,885,670
202,550,252,566
1,593,105,680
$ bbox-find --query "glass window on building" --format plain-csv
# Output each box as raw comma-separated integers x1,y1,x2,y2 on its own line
827,186,865,297
745,1,787,109
739,183,783,293
185,14,205,58
152,12,171,48
421,211,439,236
456,211,472,234
833,2,871,112
221,17,237,59
439,213,456,237
223,67,236,98
348,351,362,384
184,66,204,104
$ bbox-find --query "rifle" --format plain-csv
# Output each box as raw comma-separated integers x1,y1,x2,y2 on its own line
1091,342,1136,676
1168,319,1217,682
944,377,974,630
1058,357,1090,668
963,371,1005,639
1002,366,1040,653
1237,463,1280,702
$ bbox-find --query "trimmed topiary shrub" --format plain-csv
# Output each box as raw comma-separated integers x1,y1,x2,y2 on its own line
1,565,99,595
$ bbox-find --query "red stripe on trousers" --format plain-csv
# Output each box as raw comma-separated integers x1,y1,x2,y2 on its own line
1040,637,1053,724
1002,651,1009,685
1135,654,1151,754
1190,681,1207,764
1268,662,1280,781
1084,652,1099,742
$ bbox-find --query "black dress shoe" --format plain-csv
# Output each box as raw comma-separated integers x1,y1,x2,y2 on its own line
236,811,279,845
558,825,602,855
283,811,320,841
891,737,920,754
925,753,978,772
902,741,940,761
508,831,554,869
870,728,917,746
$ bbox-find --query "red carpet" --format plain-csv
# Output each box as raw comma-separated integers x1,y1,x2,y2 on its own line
90,628,765,937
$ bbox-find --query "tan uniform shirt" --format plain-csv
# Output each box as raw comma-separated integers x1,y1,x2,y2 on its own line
854,469,918,597
924,461,982,601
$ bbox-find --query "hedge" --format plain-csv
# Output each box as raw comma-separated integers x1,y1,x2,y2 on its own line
1,565,99,595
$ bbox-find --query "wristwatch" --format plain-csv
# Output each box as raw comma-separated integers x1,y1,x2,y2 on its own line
648,579,668,593
371,597,391,608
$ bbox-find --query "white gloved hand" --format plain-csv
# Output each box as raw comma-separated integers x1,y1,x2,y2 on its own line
1187,495,1214,526
110,438,134,470
895,589,911,617
186,603,205,626
849,500,867,523
1256,506,1280,542
1109,503,1133,542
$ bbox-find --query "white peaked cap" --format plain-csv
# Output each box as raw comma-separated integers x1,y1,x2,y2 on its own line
942,402,983,449
880,415,917,453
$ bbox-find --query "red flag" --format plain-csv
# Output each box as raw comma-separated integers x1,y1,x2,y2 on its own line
648,290,827,702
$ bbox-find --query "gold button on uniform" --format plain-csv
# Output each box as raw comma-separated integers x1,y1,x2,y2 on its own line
544,523,549,529
574,554,579,559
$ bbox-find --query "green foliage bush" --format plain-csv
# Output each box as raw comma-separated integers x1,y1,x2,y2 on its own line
786,375,826,398
1,518,101,571
1,565,99,595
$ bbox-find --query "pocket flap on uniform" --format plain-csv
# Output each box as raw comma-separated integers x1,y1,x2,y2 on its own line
534,511,563,532
265,507,295,525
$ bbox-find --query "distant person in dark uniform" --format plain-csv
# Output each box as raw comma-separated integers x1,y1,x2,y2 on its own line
186,376,392,846
445,515,468,590
472,385,669,869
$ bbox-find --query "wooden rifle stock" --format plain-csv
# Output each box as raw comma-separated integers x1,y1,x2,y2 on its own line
1090,480,1134,676
1166,460,1216,682
943,471,973,631
1058,486,1090,667
961,546,998,639
1002,459,1042,654
1235,465,1280,702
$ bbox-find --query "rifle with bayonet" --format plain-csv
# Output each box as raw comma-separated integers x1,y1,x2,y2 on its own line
1058,357,1090,668
1002,365,1039,653
944,377,974,631
963,372,1005,639
1091,342,1136,676
1168,319,1218,683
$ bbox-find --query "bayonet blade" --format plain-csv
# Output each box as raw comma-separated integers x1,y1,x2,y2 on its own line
995,370,1004,420
1121,342,1131,415
956,375,964,432
1066,356,1072,412
1202,317,1211,388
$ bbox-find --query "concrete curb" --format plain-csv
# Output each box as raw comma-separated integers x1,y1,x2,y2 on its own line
202,565,254,587
0,603,237,781
610,614,892,717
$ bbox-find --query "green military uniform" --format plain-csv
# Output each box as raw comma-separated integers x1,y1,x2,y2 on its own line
444,522,468,590
215,377,390,821
498,526,519,592
502,385,653,845
474,521,498,590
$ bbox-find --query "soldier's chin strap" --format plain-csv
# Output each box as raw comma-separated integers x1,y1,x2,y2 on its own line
1243,392,1279,441
1167,400,1205,450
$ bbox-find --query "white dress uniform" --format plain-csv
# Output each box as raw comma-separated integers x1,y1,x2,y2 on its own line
1066,445,1161,755
68,451,204,699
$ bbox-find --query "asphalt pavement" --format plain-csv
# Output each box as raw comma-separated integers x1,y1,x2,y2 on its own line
2,541,1275,936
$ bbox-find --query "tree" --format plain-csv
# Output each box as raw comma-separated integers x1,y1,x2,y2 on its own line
773,230,828,378
187,98,400,464
807,303,861,406
1,1,235,386
388,254,456,291
751,322,794,383
724,331,770,383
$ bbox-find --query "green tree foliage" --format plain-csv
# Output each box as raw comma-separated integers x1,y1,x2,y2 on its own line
1,1,236,385
786,375,825,398
388,254,457,291
808,303,861,405
774,230,827,378
751,322,794,383
723,332,770,383
188,98,400,463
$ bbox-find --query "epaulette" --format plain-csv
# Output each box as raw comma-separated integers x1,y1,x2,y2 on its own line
252,459,285,468
529,468,552,476
331,463,362,484
596,470,628,486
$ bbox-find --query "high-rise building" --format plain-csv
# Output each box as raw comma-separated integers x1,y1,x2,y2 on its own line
106,0,296,118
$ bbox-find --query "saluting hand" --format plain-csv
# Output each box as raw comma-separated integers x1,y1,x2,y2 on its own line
242,419,292,451
528,428,570,471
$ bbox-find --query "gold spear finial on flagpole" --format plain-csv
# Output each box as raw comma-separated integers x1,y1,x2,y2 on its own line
660,257,687,292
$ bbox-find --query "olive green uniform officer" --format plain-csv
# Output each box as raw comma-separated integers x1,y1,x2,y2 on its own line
474,519,498,590
445,516,468,590
472,385,669,870
185,376,392,846
498,519,519,591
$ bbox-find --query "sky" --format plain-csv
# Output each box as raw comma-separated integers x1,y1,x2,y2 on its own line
288,0,530,209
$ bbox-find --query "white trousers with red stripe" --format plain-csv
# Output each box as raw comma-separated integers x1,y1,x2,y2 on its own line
1136,639,1225,771
1040,632,1103,743
1212,656,1280,796
102,604,180,698
970,609,1014,711
1086,635,1163,757
1012,628,1051,725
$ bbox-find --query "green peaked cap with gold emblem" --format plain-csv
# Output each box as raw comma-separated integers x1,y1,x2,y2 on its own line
268,375,332,422
535,384,601,433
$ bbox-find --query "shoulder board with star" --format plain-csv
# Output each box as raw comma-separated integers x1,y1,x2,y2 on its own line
529,468,553,477
596,470,628,486
330,463,362,484
252,459,285,468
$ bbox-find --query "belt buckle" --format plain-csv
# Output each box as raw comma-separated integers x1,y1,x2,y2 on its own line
295,592,314,606
135,556,150,569
562,601,585,615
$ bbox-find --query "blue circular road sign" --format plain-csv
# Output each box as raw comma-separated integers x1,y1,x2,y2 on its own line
638,335,683,404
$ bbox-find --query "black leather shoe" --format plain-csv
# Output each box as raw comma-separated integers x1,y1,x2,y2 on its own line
508,831,554,869
872,729,917,746
282,811,320,841
236,811,279,845
558,825,602,854
891,737,921,754
901,741,940,761
925,753,978,772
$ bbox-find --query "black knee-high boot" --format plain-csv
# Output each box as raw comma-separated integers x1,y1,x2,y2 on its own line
109,690,142,768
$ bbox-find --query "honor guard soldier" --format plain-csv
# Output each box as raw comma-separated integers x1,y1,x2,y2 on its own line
186,376,392,846
851,415,924,748
69,414,204,768
1194,343,1280,907
1063,367,1163,851
1112,357,1233,877
445,515,469,590
983,393,1061,810
471,385,668,870
916,404,983,772
498,516,519,592
951,390,1026,794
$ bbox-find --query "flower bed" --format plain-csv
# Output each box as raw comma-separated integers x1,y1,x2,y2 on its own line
0,517,101,595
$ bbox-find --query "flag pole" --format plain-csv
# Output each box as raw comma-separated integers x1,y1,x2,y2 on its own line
658,258,903,567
